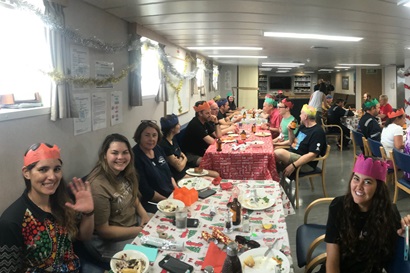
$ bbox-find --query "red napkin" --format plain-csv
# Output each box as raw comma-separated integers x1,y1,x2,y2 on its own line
212,176,222,186
220,182,233,190
201,242,227,273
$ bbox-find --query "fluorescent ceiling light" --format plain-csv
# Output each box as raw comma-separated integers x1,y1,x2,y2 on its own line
318,69,334,72
398,0,410,6
209,55,267,58
276,71,289,73
303,71,315,74
338,63,380,66
264,32,363,42
277,67,292,70
187,46,262,50
259,67,272,71
334,66,350,69
262,63,305,67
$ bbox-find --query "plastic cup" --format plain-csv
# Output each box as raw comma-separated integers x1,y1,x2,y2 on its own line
175,207,187,229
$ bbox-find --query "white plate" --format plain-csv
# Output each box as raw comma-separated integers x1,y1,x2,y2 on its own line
228,133,240,137
110,250,149,273
255,132,271,137
157,199,185,217
186,168,209,176
239,189,275,210
239,247,290,273
221,138,236,143
178,177,211,191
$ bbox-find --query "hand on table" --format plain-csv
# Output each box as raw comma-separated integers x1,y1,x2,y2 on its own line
65,177,94,214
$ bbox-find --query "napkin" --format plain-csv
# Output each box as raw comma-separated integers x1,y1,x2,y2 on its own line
220,182,233,190
123,244,158,262
212,176,222,186
201,242,227,273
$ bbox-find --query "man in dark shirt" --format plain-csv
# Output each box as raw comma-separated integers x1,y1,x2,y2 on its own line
181,100,222,158
327,98,354,149
358,99,381,141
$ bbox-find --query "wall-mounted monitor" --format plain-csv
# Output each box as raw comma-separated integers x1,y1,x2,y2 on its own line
269,76,292,90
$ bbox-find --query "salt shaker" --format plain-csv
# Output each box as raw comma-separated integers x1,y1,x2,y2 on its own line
242,214,250,233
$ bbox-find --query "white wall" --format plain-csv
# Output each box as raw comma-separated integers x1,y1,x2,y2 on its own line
0,0,206,213
384,65,397,108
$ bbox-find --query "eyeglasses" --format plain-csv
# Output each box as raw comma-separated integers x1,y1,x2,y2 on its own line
235,235,260,249
277,106,286,109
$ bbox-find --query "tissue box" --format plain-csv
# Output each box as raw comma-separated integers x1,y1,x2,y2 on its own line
174,187,198,206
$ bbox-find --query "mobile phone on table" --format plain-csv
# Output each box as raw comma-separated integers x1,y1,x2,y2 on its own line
159,254,194,273
198,189,216,199
172,218,199,228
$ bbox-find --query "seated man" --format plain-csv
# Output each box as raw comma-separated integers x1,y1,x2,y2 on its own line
378,94,393,124
327,98,354,150
260,97,282,139
209,99,238,135
274,104,327,179
273,98,298,146
181,100,222,158
358,98,382,141
217,98,241,124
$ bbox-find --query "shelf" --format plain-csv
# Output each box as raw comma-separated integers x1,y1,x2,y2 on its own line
293,75,311,93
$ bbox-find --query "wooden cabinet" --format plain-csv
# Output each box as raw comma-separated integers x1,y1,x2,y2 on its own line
294,75,311,93
258,74,268,92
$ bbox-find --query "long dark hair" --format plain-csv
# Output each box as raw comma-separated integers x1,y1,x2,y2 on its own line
23,143,78,238
338,173,397,272
88,134,140,201
384,114,403,128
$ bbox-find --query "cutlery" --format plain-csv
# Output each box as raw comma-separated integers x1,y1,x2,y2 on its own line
263,244,275,257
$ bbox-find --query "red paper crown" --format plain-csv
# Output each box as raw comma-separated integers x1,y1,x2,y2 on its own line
282,98,294,109
24,143,61,166
387,108,405,119
193,101,210,112
352,154,387,182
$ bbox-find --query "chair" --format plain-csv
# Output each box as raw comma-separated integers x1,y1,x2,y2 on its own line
386,236,410,273
322,119,343,151
296,197,334,273
351,130,365,164
293,145,331,209
390,149,410,203
367,138,394,184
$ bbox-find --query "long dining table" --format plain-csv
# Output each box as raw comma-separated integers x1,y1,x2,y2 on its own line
130,179,295,273
199,125,280,182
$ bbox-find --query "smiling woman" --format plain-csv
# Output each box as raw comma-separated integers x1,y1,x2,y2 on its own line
0,1,51,103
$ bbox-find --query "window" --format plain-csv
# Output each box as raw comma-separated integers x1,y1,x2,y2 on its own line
0,1,52,105
141,38,160,98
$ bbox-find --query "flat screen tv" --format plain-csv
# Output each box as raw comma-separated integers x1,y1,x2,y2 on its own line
269,76,292,90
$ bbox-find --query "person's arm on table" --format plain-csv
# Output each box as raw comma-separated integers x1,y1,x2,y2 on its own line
166,153,187,172
326,243,341,273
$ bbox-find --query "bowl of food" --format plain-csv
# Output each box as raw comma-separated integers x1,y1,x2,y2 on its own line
157,199,185,217
110,250,149,273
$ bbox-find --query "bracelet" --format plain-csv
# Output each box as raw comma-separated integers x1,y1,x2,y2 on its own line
82,210,94,217
292,162,297,169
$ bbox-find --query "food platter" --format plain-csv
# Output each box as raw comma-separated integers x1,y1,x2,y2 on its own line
239,247,290,273
239,189,275,210
186,168,209,177
178,177,211,191
255,132,271,137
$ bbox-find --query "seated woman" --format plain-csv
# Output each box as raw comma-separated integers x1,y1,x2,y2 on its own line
381,108,406,157
323,155,403,273
86,134,150,262
0,143,94,272
133,121,177,213
159,114,219,181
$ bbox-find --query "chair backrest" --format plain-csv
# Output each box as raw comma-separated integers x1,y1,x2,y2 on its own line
386,236,410,273
392,148,410,173
315,144,331,170
352,130,365,151
367,137,383,158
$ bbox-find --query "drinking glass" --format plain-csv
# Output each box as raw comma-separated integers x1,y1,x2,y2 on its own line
175,207,187,229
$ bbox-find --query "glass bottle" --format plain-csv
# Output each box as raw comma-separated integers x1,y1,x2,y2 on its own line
252,111,255,118
228,188,241,226
224,210,233,234
221,242,243,273
216,138,222,151
289,119,297,130
242,214,250,233
242,111,246,119
240,130,246,140
251,123,256,133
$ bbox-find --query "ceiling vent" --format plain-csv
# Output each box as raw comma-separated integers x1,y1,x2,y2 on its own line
310,46,329,50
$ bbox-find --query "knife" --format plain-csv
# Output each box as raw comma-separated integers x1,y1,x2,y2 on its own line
264,238,280,257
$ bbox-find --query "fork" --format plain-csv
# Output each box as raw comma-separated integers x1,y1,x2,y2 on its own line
249,189,258,204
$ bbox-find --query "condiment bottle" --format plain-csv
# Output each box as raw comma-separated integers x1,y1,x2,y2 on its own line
252,111,255,118
242,214,250,233
240,130,246,140
227,188,241,226
242,111,246,119
251,123,256,133
216,138,222,151
221,242,243,273
289,119,297,130
224,210,233,234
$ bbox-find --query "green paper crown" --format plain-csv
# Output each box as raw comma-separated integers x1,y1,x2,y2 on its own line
364,98,379,109
265,98,277,107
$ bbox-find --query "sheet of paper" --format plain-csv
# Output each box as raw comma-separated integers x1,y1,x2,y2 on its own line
91,92,107,131
73,93,91,135
110,91,123,126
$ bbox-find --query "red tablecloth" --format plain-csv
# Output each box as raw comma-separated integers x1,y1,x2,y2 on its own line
200,126,280,181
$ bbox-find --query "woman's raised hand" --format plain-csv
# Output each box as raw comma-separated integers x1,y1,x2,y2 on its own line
65,177,94,214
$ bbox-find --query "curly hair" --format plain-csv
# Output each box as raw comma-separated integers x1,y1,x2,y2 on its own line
23,143,78,239
87,134,140,201
338,174,398,273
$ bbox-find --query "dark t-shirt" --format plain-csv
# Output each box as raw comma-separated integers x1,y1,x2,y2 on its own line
159,137,188,181
327,104,354,126
324,196,401,273
289,123,327,169
358,112,381,141
181,116,215,157
217,110,226,121
132,145,174,210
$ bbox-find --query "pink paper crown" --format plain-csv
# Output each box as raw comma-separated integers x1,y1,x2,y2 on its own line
24,143,61,166
352,154,388,182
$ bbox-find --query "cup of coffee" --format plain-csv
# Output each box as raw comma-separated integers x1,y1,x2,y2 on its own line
175,207,188,229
